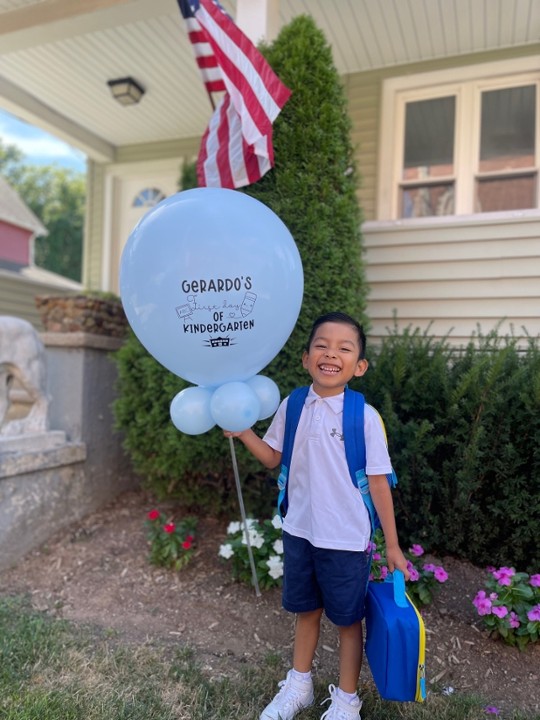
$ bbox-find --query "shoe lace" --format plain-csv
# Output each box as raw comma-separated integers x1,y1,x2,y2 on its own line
275,677,310,713
320,685,361,720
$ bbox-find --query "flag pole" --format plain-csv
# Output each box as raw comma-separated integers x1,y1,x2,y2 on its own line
228,436,261,597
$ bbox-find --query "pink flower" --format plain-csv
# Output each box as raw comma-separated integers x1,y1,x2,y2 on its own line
163,523,175,534
473,590,492,616
508,611,520,629
492,605,508,619
486,566,496,573
372,552,382,561
423,563,436,573
380,566,389,579
434,567,448,583
409,567,420,582
492,566,515,586
367,541,377,553
484,706,500,715
182,539,192,550
527,604,540,622
530,574,540,588
410,544,424,557
147,509,160,521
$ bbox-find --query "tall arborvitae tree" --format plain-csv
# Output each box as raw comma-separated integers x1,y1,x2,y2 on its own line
244,15,367,394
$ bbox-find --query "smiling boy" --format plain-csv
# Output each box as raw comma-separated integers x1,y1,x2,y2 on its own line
224,312,408,720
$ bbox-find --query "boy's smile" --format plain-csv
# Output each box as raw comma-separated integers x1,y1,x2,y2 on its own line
302,321,368,397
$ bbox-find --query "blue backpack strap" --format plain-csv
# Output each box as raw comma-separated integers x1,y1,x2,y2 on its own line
342,387,398,537
277,386,310,517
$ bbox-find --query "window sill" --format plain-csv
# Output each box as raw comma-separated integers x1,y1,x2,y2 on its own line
363,208,540,233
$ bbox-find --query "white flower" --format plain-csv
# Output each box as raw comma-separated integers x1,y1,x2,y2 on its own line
218,543,234,559
227,521,241,535
266,555,284,579
241,528,265,549
273,538,284,555
271,514,282,529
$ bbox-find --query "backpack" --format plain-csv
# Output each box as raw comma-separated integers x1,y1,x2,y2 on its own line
276,385,397,536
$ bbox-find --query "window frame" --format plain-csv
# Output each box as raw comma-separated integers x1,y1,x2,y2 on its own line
377,57,540,221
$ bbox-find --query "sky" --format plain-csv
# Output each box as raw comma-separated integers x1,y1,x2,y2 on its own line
0,108,86,173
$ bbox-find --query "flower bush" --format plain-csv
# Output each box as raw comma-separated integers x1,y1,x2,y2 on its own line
369,529,448,607
472,567,540,650
218,516,284,590
145,509,197,571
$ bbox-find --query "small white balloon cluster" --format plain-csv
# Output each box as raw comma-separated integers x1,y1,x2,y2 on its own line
169,374,280,435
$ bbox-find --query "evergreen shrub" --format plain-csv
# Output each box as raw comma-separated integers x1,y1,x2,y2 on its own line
357,326,540,572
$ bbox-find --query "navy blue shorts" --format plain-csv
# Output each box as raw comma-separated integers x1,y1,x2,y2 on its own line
282,532,370,626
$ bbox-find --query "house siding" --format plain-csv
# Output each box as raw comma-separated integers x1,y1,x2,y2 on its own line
0,272,77,330
344,45,540,345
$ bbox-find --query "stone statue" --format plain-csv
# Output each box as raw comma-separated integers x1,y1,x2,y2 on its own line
0,316,48,436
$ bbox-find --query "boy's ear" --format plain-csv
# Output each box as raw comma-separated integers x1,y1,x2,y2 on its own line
354,358,369,377
302,350,309,369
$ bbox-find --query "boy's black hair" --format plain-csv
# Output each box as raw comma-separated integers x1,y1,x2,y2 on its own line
306,312,366,359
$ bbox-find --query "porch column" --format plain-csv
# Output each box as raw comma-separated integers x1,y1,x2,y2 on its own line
235,0,280,44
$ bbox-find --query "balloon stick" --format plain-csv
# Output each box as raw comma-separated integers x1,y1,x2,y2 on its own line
228,437,261,598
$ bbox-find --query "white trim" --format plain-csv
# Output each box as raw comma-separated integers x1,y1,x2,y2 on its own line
101,172,114,292
378,55,540,220
363,207,540,234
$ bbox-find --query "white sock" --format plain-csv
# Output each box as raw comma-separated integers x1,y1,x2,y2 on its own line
337,687,360,705
291,668,312,683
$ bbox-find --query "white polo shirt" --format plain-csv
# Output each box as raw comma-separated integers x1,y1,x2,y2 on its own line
263,386,393,552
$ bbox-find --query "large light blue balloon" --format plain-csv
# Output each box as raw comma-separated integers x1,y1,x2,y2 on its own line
170,386,215,435
210,381,261,432
246,375,280,420
120,188,303,387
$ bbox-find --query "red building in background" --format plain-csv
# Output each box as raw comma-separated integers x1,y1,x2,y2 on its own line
0,176,46,271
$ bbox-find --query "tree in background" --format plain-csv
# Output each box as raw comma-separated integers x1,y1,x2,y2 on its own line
245,14,367,394
0,138,85,281
114,16,367,513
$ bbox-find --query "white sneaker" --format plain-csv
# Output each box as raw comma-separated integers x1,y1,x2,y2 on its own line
260,670,315,720
320,685,362,720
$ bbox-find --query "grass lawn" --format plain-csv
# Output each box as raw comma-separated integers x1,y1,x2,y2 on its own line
0,596,532,720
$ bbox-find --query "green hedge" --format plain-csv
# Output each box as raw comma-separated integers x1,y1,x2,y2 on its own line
114,326,540,572
356,326,540,573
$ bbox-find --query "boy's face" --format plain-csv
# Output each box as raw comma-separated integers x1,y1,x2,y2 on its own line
302,321,368,397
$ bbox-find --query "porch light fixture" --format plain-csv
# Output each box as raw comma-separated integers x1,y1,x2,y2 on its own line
107,76,145,106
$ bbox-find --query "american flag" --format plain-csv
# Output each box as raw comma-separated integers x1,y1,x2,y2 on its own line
177,0,226,95
178,0,291,189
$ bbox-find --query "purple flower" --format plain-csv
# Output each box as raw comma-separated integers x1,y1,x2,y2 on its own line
527,604,540,622
367,541,377,553
372,552,382,561
508,611,520,629
423,563,436,573
473,590,492,616
409,567,420,582
434,566,448,583
530,574,540,588
492,566,515,586
484,706,500,715
410,544,424,557
380,565,389,580
492,605,508,619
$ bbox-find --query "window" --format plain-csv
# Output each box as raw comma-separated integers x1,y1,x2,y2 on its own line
133,187,166,208
379,60,539,220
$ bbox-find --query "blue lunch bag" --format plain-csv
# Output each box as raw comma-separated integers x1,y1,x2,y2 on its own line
365,570,427,702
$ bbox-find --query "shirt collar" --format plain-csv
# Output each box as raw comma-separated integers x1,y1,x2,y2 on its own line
305,385,344,415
